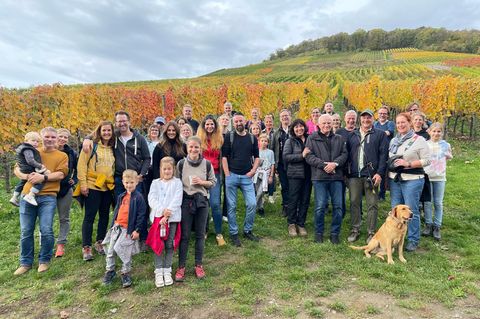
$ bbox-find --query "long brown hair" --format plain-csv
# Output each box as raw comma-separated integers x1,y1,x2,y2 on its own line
92,121,115,147
160,121,185,157
197,115,224,151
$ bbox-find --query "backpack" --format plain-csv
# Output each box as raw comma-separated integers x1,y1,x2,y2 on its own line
177,158,212,181
87,143,99,170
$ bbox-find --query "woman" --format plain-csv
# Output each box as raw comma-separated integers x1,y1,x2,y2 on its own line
412,112,430,140
175,136,216,281
146,124,161,158
306,108,320,134
180,124,193,143
197,115,225,246
55,128,78,257
151,121,186,180
176,117,187,128
218,114,231,134
388,113,431,252
249,122,261,140
282,119,312,237
332,113,341,133
77,121,115,261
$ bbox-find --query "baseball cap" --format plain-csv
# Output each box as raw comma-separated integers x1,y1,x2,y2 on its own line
360,109,374,117
155,116,166,125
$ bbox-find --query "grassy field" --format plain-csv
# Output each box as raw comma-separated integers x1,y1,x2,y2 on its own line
0,138,479,318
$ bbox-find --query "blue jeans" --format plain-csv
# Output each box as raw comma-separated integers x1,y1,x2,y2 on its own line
389,178,424,246
225,173,256,235
313,180,343,236
19,195,57,266
424,181,446,227
210,173,222,234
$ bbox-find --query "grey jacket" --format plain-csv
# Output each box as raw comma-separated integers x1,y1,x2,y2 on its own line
305,131,348,181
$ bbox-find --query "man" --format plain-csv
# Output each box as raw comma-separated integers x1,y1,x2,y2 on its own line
222,113,260,247
374,106,395,200
182,104,199,133
154,116,166,136
246,107,265,130
336,110,357,141
346,110,389,244
14,127,68,275
305,114,347,244
262,114,276,203
272,109,291,216
322,102,336,115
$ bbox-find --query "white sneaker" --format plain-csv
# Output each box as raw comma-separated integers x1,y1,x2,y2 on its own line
222,216,228,223
268,196,274,204
164,269,173,286
23,193,38,206
9,194,20,207
154,269,164,287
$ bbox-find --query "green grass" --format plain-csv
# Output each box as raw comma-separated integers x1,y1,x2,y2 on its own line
0,138,479,318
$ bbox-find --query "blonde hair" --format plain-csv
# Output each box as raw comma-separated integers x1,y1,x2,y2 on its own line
186,136,201,146
160,157,175,179
122,169,138,181
57,128,71,137
258,133,270,142
24,131,41,142
197,115,224,151
427,122,444,134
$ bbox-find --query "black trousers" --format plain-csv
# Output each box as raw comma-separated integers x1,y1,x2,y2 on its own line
178,203,208,267
82,189,113,247
287,178,312,227
277,163,289,207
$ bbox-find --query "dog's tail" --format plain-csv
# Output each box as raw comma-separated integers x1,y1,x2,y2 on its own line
349,245,369,250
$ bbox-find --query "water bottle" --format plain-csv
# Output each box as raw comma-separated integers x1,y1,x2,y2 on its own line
160,224,166,237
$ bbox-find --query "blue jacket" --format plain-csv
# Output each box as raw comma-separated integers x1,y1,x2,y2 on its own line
346,128,389,178
111,189,146,235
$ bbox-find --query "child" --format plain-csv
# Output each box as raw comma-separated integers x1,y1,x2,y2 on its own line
147,157,183,288
10,132,50,207
175,136,216,281
422,123,453,241
253,134,275,216
102,169,146,288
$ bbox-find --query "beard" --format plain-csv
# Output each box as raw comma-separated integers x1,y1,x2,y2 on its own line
236,124,245,133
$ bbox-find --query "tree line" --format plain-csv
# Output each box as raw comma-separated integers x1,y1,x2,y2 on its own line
268,27,480,60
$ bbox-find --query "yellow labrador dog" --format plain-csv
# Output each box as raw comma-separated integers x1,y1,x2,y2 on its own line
350,205,413,264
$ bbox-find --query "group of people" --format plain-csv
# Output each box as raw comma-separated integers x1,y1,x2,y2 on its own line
11,101,452,288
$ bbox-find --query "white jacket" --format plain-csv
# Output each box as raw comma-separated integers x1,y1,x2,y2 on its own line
148,177,183,223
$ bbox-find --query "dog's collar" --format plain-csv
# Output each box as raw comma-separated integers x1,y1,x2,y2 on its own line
388,211,406,229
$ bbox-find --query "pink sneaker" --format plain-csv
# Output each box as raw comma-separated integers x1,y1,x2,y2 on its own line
175,267,186,282
194,265,206,279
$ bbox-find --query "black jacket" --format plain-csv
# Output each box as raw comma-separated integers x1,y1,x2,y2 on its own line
110,189,146,235
283,136,311,180
58,144,78,198
346,128,389,178
113,130,151,177
305,131,347,181
272,127,290,167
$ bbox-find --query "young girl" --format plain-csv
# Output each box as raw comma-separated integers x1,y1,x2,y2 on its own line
147,157,183,287
175,136,216,281
422,123,453,241
253,134,275,216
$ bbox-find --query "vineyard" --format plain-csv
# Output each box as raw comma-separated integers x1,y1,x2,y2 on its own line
2,48,480,157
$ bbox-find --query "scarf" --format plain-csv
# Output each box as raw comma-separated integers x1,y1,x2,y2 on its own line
389,129,415,154
186,154,204,167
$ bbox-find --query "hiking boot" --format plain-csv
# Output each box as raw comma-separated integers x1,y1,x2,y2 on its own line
94,241,105,255
258,208,265,217
231,234,242,247
121,273,132,288
366,233,375,244
405,242,417,252
55,244,65,258
330,234,340,245
194,265,206,279
243,231,260,242
216,234,226,246
23,192,38,206
175,267,186,282
38,263,49,273
347,230,360,243
164,268,173,286
82,246,94,261
103,270,116,284
297,226,308,237
14,265,31,276
422,224,433,237
288,224,298,237
433,226,441,241
154,269,164,287
314,233,324,243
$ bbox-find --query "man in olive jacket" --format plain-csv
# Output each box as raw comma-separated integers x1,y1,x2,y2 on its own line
305,114,348,244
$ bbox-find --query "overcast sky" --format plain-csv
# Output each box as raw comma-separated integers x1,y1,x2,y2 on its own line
1,0,479,88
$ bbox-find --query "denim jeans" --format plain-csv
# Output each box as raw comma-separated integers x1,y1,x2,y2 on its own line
210,173,222,234
19,195,57,266
389,177,424,246
225,173,256,235
313,180,343,236
424,181,446,227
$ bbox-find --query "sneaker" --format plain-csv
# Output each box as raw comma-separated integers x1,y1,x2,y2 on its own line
9,194,20,207
297,226,308,237
38,263,49,273
288,224,298,237
94,241,105,255
433,226,441,241
314,233,324,243
231,234,242,247
103,270,116,284
222,216,228,223
23,193,38,206
330,234,340,245
82,246,94,261
243,231,260,242
216,234,226,246
154,269,164,287
405,242,417,252
422,224,433,237
258,208,265,217
175,267,186,282
121,273,132,288
164,269,174,286
268,196,275,204
194,265,206,279
55,244,65,258
366,233,374,244
347,230,360,243
14,265,31,276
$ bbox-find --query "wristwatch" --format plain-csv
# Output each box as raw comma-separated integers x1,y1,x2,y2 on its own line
44,175,49,182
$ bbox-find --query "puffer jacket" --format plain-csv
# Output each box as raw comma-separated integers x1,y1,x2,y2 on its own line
283,136,310,180
305,131,347,181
